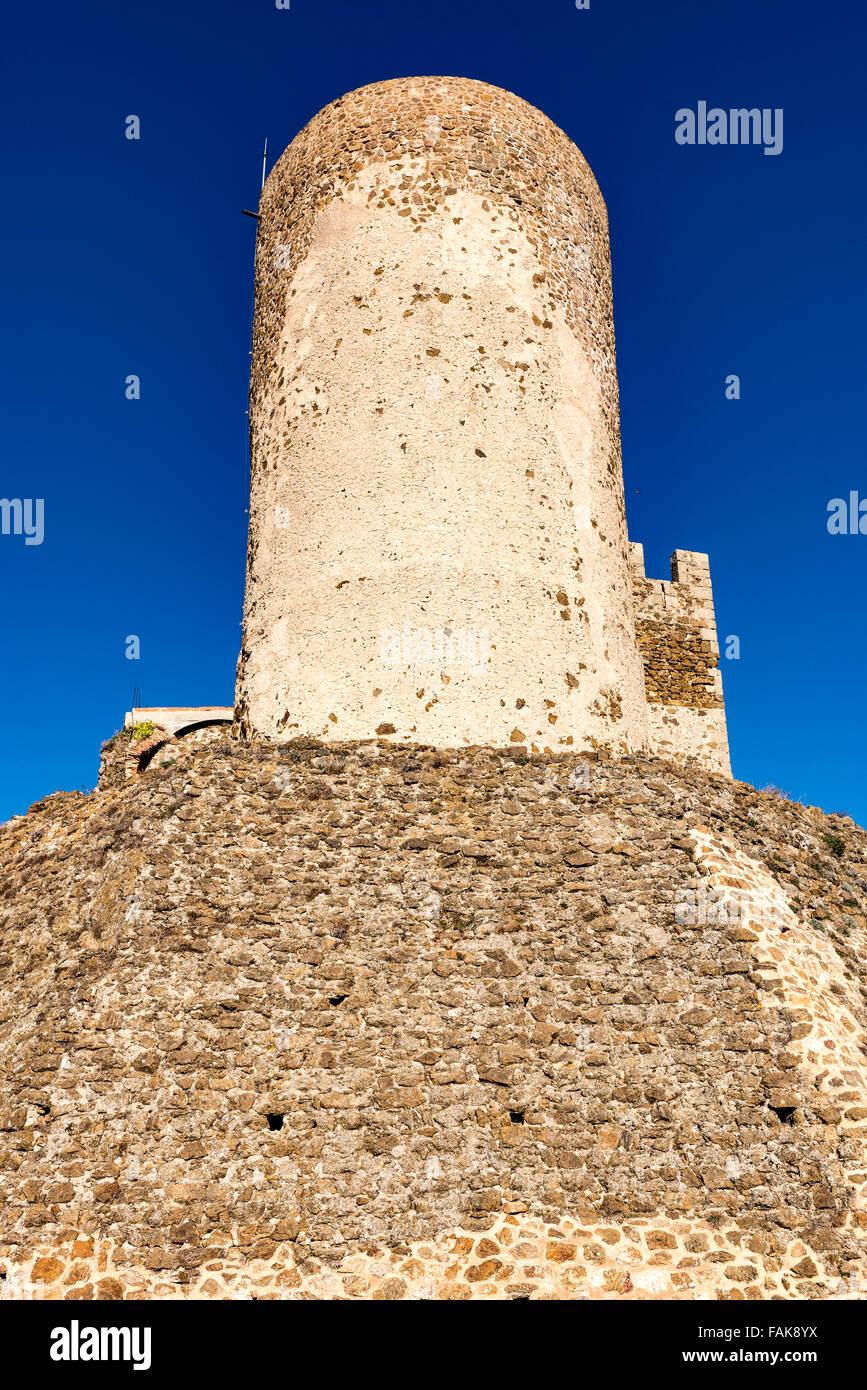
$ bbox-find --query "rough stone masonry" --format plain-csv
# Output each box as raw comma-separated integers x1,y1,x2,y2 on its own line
1,80,860,1303
0,735,864,1299
234,77,730,776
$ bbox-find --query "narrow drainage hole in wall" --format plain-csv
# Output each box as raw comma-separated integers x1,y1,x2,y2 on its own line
509,1110,525,1125
266,1113,285,1131
329,994,348,1006
769,1105,796,1124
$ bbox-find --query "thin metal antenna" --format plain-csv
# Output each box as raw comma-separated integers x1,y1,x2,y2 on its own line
261,138,268,192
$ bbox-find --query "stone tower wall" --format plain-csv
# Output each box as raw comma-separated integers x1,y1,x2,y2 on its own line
1,740,863,1299
630,545,730,775
235,76,648,755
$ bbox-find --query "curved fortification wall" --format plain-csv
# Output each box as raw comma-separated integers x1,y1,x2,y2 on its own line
235,77,648,753
1,740,865,1300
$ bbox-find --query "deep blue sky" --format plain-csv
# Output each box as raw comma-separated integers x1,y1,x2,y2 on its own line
2,0,864,823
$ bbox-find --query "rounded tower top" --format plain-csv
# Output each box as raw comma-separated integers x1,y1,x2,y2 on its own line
255,75,618,420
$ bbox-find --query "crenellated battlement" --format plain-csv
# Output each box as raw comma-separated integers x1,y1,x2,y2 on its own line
629,543,730,775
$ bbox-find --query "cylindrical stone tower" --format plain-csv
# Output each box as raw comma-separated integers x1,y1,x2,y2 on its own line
235,77,648,754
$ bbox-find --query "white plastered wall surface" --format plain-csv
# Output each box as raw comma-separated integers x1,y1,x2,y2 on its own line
236,78,649,754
